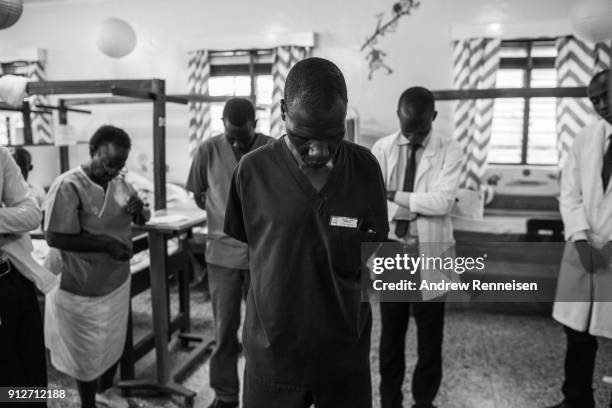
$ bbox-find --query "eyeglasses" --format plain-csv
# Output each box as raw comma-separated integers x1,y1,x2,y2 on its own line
100,159,126,176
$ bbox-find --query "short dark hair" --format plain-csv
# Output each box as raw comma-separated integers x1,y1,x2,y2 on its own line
398,87,435,114
590,69,610,86
284,57,348,111
89,125,131,157
12,147,32,168
223,98,256,126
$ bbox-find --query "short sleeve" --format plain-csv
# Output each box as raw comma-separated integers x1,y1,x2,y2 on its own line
186,144,208,193
44,180,81,234
223,169,247,243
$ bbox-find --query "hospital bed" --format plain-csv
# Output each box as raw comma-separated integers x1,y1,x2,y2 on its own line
450,190,564,313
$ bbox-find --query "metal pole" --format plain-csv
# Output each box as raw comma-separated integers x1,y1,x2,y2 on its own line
249,50,257,106
22,101,33,145
152,79,167,210
58,99,70,173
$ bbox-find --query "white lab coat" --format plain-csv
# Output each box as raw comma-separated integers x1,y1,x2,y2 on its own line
553,119,612,339
372,130,464,300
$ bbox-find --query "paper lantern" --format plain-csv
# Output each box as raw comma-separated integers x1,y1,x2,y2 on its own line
0,0,23,30
569,0,612,44
95,18,137,59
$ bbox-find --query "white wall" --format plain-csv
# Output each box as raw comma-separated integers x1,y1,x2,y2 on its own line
0,0,579,187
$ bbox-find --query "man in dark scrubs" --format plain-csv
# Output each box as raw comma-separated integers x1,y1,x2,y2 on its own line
224,57,389,408
187,98,272,408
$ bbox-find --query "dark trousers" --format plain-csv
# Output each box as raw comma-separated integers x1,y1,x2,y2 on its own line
562,325,598,408
0,264,47,407
208,263,249,402
76,362,119,408
243,368,372,408
379,301,445,408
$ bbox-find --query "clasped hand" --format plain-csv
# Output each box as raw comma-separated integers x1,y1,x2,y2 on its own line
107,240,132,261
125,195,145,215
575,241,612,274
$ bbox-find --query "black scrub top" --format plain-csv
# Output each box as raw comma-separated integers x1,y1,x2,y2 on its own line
224,137,388,388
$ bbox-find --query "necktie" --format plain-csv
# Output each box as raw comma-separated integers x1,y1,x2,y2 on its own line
603,135,612,192
395,143,422,238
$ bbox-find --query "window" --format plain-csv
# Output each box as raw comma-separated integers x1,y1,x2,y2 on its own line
488,40,558,165
0,111,24,146
208,50,273,135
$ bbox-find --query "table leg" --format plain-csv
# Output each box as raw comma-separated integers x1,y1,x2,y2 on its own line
118,228,211,406
178,242,192,344
147,231,171,384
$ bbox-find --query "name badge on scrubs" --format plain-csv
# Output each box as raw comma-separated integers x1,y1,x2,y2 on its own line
330,216,359,229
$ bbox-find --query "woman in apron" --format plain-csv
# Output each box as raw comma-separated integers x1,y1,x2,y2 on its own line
43,125,150,408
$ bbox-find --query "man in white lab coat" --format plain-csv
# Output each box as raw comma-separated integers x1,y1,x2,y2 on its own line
371,87,463,408
547,69,612,408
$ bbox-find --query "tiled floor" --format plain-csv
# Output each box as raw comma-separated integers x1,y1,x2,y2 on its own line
47,289,612,408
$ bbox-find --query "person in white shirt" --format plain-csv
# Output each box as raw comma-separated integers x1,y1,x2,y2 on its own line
371,87,463,408
0,146,48,402
547,69,612,408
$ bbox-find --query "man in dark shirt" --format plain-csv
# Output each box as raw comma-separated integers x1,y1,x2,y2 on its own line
224,57,388,408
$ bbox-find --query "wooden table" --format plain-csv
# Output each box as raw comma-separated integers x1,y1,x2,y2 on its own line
118,207,212,407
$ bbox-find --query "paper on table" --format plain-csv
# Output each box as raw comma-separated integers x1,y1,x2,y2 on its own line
147,214,190,225
451,188,484,221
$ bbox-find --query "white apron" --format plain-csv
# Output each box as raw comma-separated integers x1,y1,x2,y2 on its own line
44,275,131,381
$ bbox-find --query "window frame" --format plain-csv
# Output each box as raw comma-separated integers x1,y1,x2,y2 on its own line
489,39,557,166
208,49,274,135
209,49,273,106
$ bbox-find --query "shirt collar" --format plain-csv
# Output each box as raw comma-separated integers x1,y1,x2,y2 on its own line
283,135,305,166
282,135,334,171
395,130,432,147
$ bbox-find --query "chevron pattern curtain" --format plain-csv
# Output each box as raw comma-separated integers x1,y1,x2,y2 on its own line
270,46,311,138
452,38,501,190
556,36,611,168
187,50,212,156
25,61,53,144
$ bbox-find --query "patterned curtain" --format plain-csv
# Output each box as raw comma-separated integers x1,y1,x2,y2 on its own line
556,36,611,168
187,50,211,156
25,61,53,144
452,38,501,190
270,46,312,138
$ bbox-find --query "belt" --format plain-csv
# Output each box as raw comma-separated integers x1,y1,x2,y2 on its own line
0,257,11,278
